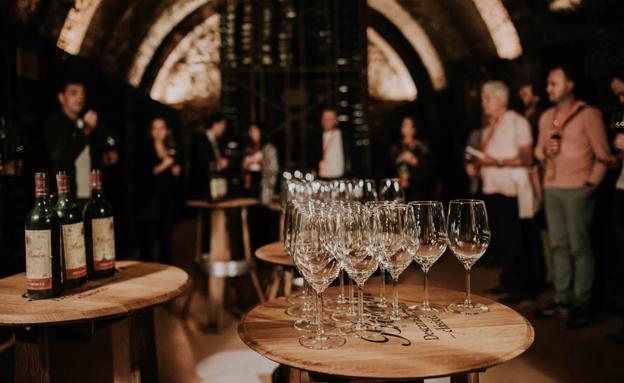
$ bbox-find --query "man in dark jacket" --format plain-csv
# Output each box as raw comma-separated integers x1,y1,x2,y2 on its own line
44,80,117,199
188,112,228,199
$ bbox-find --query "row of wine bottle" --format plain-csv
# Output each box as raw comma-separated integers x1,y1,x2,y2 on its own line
24,170,116,300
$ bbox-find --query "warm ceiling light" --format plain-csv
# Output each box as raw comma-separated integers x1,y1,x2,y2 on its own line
548,0,583,12
56,0,103,55
367,28,417,101
368,0,447,91
128,0,212,87
472,0,523,60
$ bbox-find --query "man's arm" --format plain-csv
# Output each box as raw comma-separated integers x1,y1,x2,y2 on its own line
44,117,89,171
534,113,548,162
585,108,611,186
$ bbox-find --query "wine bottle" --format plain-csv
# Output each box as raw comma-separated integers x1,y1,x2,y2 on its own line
25,173,62,299
55,172,87,288
83,169,115,278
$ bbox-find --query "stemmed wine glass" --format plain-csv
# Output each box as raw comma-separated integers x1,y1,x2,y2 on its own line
446,199,491,315
379,178,405,202
292,205,345,349
354,179,378,202
407,201,447,314
375,204,416,327
366,200,395,308
340,204,381,337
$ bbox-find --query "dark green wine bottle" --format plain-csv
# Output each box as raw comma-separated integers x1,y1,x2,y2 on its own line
55,172,87,288
83,169,115,278
25,173,62,299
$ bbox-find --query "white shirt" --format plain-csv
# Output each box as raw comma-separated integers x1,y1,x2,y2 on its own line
205,130,221,159
617,167,624,190
320,129,344,178
75,119,91,199
480,110,533,197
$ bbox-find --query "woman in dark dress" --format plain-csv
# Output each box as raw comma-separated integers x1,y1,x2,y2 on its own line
139,117,181,264
389,116,436,201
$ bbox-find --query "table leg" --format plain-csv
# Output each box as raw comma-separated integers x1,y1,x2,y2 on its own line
451,371,480,383
14,327,50,383
127,309,158,383
241,207,266,303
207,209,229,330
267,267,282,300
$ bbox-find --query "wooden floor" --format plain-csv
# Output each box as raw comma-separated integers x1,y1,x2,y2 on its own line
153,217,624,383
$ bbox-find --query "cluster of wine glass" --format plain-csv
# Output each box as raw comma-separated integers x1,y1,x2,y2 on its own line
281,177,491,350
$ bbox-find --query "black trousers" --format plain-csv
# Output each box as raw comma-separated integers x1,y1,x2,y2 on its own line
483,194,535,294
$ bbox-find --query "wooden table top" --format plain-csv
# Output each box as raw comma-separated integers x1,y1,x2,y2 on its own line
0,261,189,326
255,242,294,267
186,198,259,210
238,285,534,380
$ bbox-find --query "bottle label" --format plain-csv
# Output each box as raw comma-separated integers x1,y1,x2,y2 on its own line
62,222,87,279
25,230,53,290
92,217,115,271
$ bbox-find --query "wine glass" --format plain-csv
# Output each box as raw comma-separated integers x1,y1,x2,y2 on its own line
446,199,491,315
340,204,380,336
293,206,345,349
376,204,415,327
407,201,447,314
354,179,378,202
365,200,395,308
379,178,405,202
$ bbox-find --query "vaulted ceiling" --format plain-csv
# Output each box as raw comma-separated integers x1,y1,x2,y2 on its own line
34,0,574,107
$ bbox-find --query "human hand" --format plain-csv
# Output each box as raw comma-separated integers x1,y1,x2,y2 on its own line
614,133,624,151
545,138,560,157
480,154,497,167
171,164,181,177
162,156,174,168
217,157,229,171
466,163,478,177
83,110,98,135
102,150,119,166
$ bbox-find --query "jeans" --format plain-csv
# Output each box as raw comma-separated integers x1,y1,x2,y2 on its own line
544,188,595,307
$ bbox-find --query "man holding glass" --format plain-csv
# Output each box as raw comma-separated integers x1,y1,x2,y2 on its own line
533,65,611,328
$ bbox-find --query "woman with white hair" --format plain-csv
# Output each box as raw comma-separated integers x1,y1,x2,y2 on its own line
466,80,537,303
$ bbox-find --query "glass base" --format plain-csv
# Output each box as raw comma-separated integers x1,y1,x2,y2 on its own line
448,301,489,315
298,334,346,350
406,303,446,315
286,303,314,318
294,318,338,332
349,321,383,338
331,309,358,322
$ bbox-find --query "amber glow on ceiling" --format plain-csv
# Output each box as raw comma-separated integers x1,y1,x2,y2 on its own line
367,28,417,101
368,0,446,91
472,0,523,60
128,0,212,87
56,0,103,55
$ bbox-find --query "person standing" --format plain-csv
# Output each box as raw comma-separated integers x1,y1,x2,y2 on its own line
139,117,181,264
533,65,612,328
189,112,228,199
317,108,345,179
606,73,624,343
241,123,279,205
44,79,118,201
467,81,535,303
389,116,435,200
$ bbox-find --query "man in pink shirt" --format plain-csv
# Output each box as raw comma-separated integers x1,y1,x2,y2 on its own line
533,65,612,328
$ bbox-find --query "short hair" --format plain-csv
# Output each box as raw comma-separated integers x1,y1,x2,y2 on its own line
482,81,509,105
321,107,337,116
612,70,624,83
205,112,225,130
57,74,86,94
549,63,579,85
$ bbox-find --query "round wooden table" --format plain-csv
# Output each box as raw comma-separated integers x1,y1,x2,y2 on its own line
255,242,296,300
238,285,534,382
0,260,189,383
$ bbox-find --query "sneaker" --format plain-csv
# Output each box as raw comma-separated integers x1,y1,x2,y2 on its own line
533,301,569,319
567,307,591,329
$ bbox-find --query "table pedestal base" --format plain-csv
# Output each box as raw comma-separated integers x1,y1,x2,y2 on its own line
13,309,158,383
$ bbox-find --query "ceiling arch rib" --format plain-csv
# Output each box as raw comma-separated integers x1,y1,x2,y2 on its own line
56,0,103,55
128,0,213,87
368,0,447,91
471,0,523,59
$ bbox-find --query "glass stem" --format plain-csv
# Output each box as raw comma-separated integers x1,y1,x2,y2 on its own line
316,292,325,341
338,270,345,302
302,281,312,315
423,270,430,308
380,267,386,304
348,277,355,315
391,277,400,320
465,268,472,306
357,283,365,326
